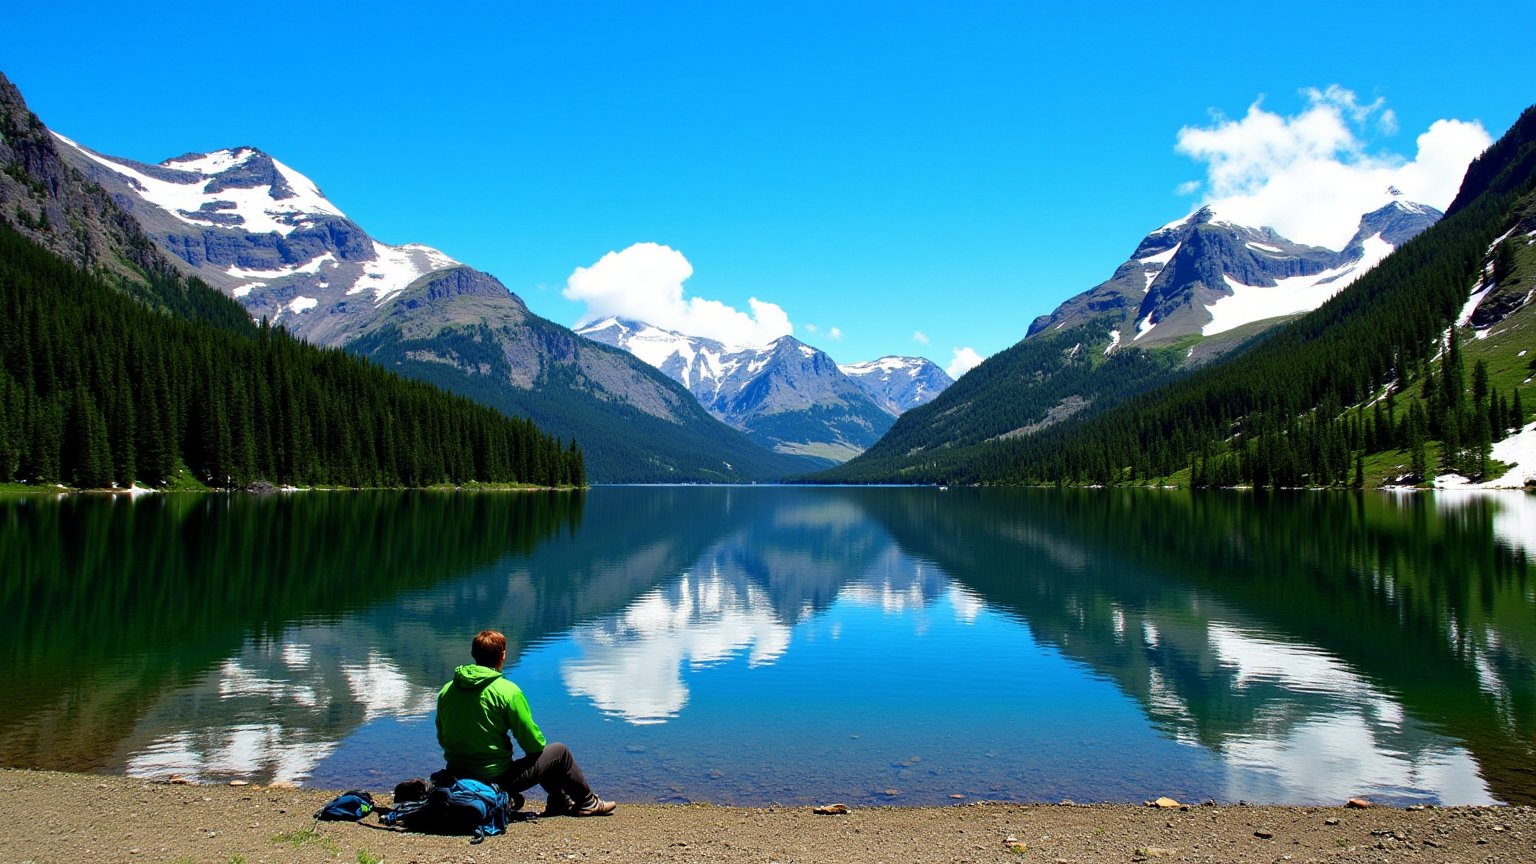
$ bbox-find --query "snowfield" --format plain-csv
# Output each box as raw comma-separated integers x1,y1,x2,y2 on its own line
1204,235,1394,336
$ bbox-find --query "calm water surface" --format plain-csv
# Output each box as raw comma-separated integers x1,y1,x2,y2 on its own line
3,487,1533,806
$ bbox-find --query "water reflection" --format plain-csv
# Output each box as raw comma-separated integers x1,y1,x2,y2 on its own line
122,632,437,784
559,501,953,724
563,569,792,724
1,487,1531,804
863,488,1534,804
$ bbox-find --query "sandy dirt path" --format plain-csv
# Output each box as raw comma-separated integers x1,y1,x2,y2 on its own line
2,769,1532,864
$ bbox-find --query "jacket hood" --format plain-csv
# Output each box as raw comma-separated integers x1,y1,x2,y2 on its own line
451,664,503,690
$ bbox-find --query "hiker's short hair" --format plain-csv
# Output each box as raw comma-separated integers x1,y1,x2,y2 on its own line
471,630,506,667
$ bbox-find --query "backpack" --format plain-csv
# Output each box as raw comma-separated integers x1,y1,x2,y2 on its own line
314,790,375,821
380,778,512,843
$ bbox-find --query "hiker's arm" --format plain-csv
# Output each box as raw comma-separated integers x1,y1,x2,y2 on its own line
507,689,547,755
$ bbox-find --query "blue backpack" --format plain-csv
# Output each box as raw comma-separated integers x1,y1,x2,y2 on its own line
381,778,512,843
314,790,375,821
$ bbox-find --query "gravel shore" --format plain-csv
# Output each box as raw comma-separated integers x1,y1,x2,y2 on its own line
3,769,1531,864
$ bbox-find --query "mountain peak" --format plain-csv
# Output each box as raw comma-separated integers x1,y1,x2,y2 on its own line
52,132,345,236
1351,199,1442,249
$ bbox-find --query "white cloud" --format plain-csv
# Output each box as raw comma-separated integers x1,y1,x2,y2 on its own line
912,330,930,345
803,323,820,334
827,326,843,340
564,242,793,346
1175,86,1491,250
947,347,983,378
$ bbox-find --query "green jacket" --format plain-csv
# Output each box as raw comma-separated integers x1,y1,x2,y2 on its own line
436,664,547,780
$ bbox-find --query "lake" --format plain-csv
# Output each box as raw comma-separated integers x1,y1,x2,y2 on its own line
2,486,1532,807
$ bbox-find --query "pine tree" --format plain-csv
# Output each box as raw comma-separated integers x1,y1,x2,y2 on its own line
1407,403,1429,482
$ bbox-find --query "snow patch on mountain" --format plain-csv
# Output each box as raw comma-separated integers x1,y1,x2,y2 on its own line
228,251,340,281
355,241,458,304
53,133,344,236
1204,234,1394,336
1138,242,1180,292
1104,329,1121,355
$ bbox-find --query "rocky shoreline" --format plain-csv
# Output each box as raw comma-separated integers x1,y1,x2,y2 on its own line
3,769,1532,864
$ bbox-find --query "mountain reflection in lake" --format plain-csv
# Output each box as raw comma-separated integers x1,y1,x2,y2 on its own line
2,487,1531,806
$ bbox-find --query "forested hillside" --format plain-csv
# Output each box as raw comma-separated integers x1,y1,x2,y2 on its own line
821,105,1536,487
0,224,584,489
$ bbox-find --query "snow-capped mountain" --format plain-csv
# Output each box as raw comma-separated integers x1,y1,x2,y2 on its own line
52,135,460,346
1030,197,1442,356
838,357,953,414
577,318,904,463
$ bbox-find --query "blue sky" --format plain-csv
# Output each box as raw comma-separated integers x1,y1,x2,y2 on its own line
4,2,1530,374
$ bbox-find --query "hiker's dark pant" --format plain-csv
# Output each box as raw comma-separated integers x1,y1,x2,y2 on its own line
496,742,595,807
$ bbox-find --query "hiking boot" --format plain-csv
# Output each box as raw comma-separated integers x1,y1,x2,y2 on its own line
542,794,577,817
572,796,616,817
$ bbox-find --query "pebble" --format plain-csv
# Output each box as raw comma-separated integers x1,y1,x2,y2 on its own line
950,794,966,800
1346,798,1372,809
1151,797,1182,809
1254,830,1274,839
1324,817,1340,826
228,780,249,787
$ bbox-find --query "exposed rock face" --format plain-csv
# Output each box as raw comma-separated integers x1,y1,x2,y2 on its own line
0,72,180,284
577,318,900,463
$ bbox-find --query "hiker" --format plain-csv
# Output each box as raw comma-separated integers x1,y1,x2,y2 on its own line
436,629,616,817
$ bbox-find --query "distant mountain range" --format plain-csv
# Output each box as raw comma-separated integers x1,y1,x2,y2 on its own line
577,317,951,463
837,355,951,415
49,134,816,482
825,194,1445,481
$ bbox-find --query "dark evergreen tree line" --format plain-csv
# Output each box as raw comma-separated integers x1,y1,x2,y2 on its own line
0,224,584,489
